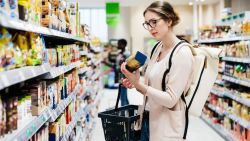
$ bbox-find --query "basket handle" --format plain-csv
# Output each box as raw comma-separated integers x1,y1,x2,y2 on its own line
115,83,122,110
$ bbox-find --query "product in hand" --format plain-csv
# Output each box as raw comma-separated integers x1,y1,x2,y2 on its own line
125,51,147,72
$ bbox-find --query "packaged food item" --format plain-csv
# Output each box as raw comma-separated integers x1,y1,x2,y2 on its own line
51,8,59,30
9,0,19,18
57,46,63,66
0,96,5,137
41,14,52,28
63,8,71,33
51,0,58,8
241,105,250,122
49,122,59,141
126,51,147,72
0,0,10,16
18,0,29,21
68,2,76,35
47,48,57,67
4,42,16,70
0,28,16,71
26,33,44,66
41,0,51,15
29,81,47,116
47,81,57,109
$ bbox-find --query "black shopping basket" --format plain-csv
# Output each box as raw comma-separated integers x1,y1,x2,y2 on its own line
98,84,140,141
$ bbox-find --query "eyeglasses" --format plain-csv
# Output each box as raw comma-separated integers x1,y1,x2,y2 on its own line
142,18,162,30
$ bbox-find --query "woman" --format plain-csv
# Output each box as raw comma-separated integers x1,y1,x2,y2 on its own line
121,1,194,141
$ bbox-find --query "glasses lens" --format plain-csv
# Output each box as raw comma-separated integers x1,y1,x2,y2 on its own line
149,20,157,28
143,23,149,30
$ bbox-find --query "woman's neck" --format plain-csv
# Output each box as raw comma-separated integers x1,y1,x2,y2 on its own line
161,32,180,50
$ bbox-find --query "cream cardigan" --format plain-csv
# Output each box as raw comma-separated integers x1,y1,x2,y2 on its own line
144,42,194,141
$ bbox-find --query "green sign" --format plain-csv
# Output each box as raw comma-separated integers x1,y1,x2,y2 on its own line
106,15,120,27
106,2,120,27
106,2,120,14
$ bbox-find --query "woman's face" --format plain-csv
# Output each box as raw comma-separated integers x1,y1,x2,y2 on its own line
144,11,172,40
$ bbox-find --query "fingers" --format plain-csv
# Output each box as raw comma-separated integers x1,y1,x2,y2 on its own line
121,78,134,89
128,83,134,89
135,69,140,76
121,62,130,75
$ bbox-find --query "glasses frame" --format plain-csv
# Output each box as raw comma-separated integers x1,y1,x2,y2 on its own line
142,18,162,30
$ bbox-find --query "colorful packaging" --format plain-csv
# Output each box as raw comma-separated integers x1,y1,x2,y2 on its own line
8,0,19,18
17,0,29,21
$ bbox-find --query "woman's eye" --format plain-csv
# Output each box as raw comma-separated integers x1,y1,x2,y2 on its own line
151,20,157,24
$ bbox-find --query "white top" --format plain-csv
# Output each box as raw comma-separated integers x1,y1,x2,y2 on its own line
144,42,194,141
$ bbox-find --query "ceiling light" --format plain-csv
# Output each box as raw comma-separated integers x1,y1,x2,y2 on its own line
201,0,205,1
189,2,193,5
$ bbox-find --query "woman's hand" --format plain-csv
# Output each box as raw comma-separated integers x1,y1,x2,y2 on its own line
120,62,140,86
120,62,148,95
121,78,134,89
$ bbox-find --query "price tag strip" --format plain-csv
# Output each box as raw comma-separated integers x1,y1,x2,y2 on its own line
11,108,51,141
0,64,50,90
49,84,80,122
222,75,250,88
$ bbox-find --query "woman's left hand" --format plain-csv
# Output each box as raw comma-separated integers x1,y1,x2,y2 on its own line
120,62,140,86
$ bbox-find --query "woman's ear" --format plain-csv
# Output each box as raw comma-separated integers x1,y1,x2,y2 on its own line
167,20,173,27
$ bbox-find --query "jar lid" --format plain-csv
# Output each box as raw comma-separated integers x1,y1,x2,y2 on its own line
135,51,147,66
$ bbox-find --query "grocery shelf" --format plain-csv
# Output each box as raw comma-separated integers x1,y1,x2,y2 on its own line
201,115,238,141
215,80,225,86
50,84,81,122
80,51,88,56
60,113,78,141
222,56,250,63
224,91,250,107
92,71,101,81
0,63,51,90
207,104,225,116
224,112,250,129
198,36,250,44
93,90,103,106
78,88,88,100
222,75,250,88
43,61,81,79
91,47,102,53
0,14,89,43
75,129,83,141
94,59,102,66
78,67,91,75
11,107,52,141
210,89,224,97
61,106,86,141
1,116,36,141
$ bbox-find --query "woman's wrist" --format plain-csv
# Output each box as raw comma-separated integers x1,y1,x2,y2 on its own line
135,82,149,95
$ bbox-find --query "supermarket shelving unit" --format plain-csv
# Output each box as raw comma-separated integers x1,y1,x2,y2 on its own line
199,33,250,141
0,12,103,141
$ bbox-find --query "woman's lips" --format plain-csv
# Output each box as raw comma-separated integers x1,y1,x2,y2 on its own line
151,32,157,36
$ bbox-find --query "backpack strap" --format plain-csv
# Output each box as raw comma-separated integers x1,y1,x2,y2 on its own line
159,40,189,139
182,55,206,139
150,41,161,59
181,94,189,139
144,41,161,74
161,40,186,91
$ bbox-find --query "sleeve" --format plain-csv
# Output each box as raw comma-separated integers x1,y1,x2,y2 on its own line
145,46,194,108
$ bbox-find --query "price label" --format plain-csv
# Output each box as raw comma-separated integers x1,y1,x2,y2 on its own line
26,129,32,138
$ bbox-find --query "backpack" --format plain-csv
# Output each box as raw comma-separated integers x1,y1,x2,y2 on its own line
149,40,221,139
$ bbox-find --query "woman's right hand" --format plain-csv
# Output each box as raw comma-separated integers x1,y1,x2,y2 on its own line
121,78,135,89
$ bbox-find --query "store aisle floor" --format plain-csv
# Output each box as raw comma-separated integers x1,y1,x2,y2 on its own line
91,88,225,141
